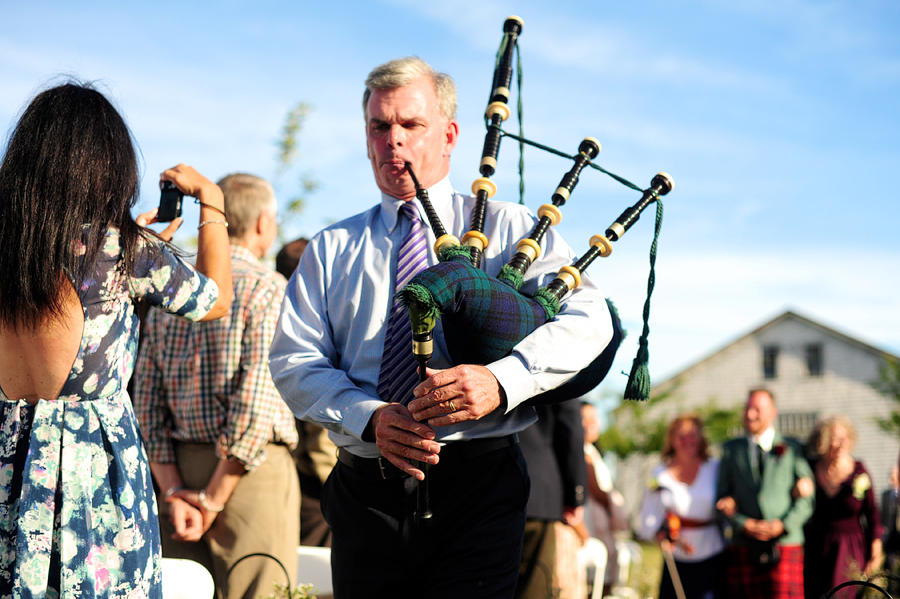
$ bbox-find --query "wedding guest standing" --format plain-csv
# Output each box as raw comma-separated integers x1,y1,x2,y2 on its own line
0,81,231,598
639,414,725,599
803,415,883,599
580,401,626,596
716,389,814,599
136,174,300,599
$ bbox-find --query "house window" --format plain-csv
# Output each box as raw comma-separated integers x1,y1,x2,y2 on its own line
806,344,823,376
763,346,779,379
778,411,818,440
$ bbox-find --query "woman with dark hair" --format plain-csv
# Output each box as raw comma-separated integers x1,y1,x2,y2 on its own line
803,415,883,599
638,414,726,599
0,81,232,598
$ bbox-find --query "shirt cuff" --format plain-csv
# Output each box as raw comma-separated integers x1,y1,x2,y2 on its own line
217,437,261,472
342,396,390,441
486,355,535,413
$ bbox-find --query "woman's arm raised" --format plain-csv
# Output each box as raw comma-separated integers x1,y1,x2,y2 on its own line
160,164,232,320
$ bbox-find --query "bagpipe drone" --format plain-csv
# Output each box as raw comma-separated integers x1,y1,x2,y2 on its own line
399,16,673,525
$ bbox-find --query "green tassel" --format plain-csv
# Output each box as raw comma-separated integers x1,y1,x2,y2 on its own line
624,337,650,400
623,199,663,402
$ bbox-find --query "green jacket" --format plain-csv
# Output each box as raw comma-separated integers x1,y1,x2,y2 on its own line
716,433,814,546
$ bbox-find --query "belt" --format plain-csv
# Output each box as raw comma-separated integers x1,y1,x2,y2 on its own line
337,434,518,480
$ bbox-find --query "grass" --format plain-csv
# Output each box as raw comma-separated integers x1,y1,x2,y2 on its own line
627,541,663,599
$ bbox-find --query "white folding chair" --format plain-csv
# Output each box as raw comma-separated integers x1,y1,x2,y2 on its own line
578,537,609,599
615,539,643,590
296,546,333,597
161,558,215,599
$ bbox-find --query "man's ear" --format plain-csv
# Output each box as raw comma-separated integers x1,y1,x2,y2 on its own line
443,119,459,157
257,209,276,236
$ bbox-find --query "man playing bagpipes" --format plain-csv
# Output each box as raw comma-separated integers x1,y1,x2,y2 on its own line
268,56,614,598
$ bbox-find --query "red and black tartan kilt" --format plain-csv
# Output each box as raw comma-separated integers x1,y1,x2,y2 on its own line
726,545,804,599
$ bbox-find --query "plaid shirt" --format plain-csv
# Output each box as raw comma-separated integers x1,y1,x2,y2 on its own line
135,244,298,471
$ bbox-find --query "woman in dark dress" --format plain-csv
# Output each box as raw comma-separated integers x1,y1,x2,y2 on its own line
804,415,883,599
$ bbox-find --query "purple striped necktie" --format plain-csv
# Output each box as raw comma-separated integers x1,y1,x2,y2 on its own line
377,202,428,405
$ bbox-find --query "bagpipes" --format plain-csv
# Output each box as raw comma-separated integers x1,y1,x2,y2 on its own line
399,16,673,525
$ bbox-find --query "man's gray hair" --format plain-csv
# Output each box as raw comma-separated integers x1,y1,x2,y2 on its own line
363,56,457,121
216,173,276,240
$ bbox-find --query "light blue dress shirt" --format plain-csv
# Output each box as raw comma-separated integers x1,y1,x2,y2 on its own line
269,177,613,458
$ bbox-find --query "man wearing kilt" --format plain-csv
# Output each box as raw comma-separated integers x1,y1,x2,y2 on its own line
716,389,814,599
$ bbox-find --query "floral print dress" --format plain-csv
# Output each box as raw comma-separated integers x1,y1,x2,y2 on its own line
0,229,218,599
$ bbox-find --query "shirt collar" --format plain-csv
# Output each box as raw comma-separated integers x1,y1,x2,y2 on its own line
230,243,263,266
380,176,454,234
749,427,776,452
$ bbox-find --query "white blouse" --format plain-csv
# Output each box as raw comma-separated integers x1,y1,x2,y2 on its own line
637,459,725,562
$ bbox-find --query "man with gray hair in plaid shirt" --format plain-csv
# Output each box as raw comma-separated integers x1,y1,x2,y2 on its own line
134,173,300,599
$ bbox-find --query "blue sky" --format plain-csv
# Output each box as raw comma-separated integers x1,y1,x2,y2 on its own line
2,0,898,410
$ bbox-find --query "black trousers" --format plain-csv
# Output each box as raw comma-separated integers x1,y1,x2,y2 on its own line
322,443,530,599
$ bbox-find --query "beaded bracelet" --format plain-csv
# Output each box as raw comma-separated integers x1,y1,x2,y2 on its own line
199,220,228,229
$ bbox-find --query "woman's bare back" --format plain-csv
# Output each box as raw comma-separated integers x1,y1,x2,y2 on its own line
0,281,83,404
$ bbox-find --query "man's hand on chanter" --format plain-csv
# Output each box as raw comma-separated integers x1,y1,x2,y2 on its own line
370,403,440,481
407,365,506,426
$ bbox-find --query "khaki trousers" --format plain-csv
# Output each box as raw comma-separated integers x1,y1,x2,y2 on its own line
157,442,300,599
516,519,584,599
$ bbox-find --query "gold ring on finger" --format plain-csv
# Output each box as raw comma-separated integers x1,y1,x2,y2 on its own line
448,401,456,412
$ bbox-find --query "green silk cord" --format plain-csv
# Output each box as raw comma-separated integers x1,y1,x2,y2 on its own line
516,43,524,205
624,199,664,401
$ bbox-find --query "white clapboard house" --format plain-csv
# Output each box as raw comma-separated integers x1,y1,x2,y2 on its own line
614,309,900,517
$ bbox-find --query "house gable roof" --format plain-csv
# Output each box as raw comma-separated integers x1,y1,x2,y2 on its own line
653,309,898,392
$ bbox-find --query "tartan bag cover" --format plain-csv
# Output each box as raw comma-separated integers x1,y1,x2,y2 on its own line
399,253,624,404
403,253,550,366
